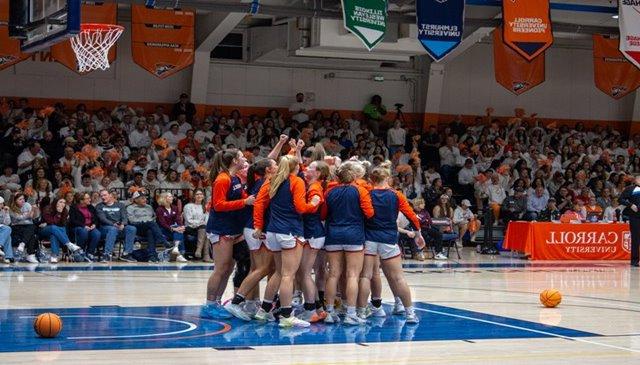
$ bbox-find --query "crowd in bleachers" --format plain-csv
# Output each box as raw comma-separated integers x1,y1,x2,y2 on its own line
0,93,637,264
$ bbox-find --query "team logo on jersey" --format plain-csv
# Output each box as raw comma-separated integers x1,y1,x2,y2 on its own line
611,85,628,98
622,231,632,253
0,55,18,65
512,81,530,92
154,63,176,77
435,0,448,3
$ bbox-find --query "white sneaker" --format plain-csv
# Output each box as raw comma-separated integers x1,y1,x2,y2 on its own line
25,254,38,264
0,247,4,257
456,240,464,248
279,315,310,328
291,290,303,307
17,242,25,253
66,242,80,252
50,257,58,264
225,302,252,321
175,254,187,262
434,252,448,260
343,313,366,326
406,312,419,324
254,308,276,322
324,311,341,324
370,305,387,318
393,301,406,315
357,307,370,319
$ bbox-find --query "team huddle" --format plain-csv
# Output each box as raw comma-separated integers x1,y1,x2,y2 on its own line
201,136,424,328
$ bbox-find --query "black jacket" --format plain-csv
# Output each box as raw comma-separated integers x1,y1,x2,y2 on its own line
68,204,99,228
620,185,640,219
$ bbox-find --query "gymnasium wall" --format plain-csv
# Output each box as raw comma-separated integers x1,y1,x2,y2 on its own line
439,41,636,122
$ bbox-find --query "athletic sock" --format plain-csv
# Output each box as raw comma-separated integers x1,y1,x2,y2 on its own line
261,300,273,312
206,299,218,306
318,291,325,303
346,306,356,316
326,304,335,313
371,298,382,308
394,296,402,304
315,299,324,310
303,302,315,311
280,306,293,318
231,293,246,305
405,306,415,315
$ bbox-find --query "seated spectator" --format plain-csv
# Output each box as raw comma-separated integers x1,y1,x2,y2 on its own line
453,199,478,247
69,192,101,261
538,198,561,222
0,166,21,202
560,203,584,223
413,198,446,260
0,197,14,263
432,194,454,219
40,198,82,263
501,188,527,224
155,192,187,262
126,191,170,262
9,192,39,263
603,197,623,222
397,209,424,261
526,186,549,221
487,174,507,224
183,189,210,262
96,189,137,263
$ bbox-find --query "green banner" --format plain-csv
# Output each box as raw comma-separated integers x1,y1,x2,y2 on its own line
341,0,387,51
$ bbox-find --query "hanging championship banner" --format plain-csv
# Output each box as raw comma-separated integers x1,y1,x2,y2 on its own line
131,5,194,79
502,0,553,61
0,0,30,71
619,0,640,69
416,0,464,62
593,34,640,99
341,0,387,51
51,2,117,74
494,27,545,95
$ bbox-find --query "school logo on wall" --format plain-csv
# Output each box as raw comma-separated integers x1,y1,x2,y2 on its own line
416,0,465,61
341,0,388,51
0,55,17,65
512,82,530,93
154,63,176,77
611,86,627,98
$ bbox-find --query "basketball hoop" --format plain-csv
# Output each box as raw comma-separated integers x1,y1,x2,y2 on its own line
70,23,124,73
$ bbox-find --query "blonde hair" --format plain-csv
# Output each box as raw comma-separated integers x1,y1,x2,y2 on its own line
370,166,391,184
336,161,358,184
412,197,425,208
270,155,298,198
157,192,173,208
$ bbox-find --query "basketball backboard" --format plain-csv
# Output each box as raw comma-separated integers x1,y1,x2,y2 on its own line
9,0,80,52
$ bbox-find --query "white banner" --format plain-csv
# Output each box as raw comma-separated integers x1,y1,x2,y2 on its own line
619,0,640,69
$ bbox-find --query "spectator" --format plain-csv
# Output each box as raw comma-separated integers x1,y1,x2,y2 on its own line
363,95,386,136
538,198,561,222
126,191,170,262
9,193,39,263
162,123,186,148
603,197,623,222
155,192,187,262
0,166,21,202
438,136,460,185
413,198,446,260
387,120,406,156
432,194,454,219
69,192,101,261
0,197,14,263
171,93,196,122
96,189,137,262
289,93,310,123
453,199,477,247
501,188,527,224
526,186,549,220
40,197,82,263
585,195,604,220
487,174,507,224
183,189,210,261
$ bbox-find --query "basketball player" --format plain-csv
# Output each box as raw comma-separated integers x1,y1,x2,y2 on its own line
620,175,640,267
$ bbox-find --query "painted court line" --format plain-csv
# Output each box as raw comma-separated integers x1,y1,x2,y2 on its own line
410,306,640,354
19,315,197,340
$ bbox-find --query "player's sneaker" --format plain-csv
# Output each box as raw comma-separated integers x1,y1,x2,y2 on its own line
297,310,323,323
406,312,419,324
279,315,310,328
323,311,341,324
392,300,406,315
254,308,276,322
224,302,253,321
343,313,367,326
201,303,232,319
370,305,386,317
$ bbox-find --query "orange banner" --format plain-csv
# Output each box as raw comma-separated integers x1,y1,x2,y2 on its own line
0,0,30,71
51,2,118,74
504,221,631,260
502,0,553,61
593,34,640,100
493,27,545,95
131,5,194,79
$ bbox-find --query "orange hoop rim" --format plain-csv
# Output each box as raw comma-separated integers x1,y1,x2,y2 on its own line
78,23,125,32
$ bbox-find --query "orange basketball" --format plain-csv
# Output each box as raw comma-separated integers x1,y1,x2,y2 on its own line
33,313,63,338
540,289,562,308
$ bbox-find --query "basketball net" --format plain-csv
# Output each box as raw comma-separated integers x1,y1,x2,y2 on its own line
70,23,124,73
